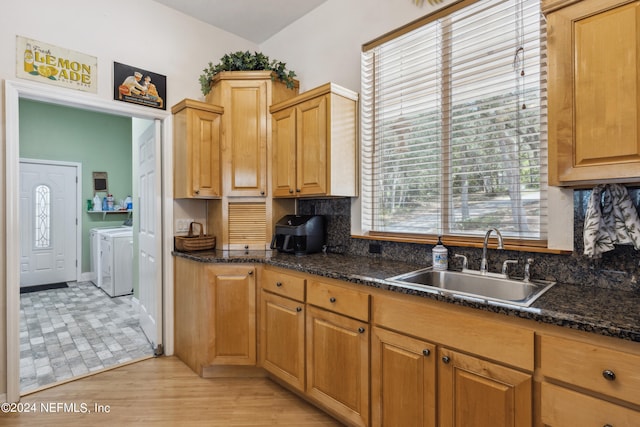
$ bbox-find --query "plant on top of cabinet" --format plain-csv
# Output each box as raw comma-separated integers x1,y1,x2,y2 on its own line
199,51,297,96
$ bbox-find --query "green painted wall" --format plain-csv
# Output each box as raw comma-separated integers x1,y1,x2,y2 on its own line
19,99,133,281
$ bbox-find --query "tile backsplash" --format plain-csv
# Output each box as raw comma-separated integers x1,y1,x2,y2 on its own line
298,188,640,292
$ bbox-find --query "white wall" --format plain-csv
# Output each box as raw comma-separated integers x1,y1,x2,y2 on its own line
0,0,257,105
260,0,446,93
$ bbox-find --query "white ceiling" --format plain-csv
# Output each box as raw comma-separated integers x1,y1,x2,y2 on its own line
151,0,328,44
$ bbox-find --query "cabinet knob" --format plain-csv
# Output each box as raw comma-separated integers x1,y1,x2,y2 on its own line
260,190,265,196
296,307,302,312
603,424,613,427
329,297,336,303
289,188,294,194
248,270,254,276
276,282,282,287
194,189,200,195
422,349,431,357
602,370,616,381
442,356,451,364
296,188,301,193
358,327,365,334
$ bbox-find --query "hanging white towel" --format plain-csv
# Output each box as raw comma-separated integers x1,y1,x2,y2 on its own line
583,184,640,258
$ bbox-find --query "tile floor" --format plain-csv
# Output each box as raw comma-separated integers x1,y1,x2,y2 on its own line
19,281,153,393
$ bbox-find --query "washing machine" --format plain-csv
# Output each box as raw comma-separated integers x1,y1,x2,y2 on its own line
99,228,134,297
90,226,130,287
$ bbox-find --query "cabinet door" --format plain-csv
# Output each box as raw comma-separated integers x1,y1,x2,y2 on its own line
221,80,268,196
205,264,256,365
260,291,305,391
548,0,640,184
371,327,436,427
306,305,369,427
172,101,222,199
438,347,532,427
272,106,297,197
297,95,328,196
189,108,221,198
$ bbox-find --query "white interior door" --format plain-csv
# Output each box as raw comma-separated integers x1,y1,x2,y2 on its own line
19,161,77,287
137,120,163,353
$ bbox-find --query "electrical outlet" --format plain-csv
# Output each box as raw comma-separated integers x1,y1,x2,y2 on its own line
175,219,194,233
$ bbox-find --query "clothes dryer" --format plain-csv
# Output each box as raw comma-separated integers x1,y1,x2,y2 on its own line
90,226,129,287
98,228,134,297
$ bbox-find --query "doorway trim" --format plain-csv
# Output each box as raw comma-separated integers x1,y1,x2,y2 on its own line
5,79,175,402
19,158,82,285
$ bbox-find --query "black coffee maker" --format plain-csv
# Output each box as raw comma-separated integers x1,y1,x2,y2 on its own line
270,215,325,255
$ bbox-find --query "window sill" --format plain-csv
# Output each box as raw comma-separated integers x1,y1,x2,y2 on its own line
352,232,572,255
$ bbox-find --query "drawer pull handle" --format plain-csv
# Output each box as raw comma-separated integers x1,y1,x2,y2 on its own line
296,307,302,312
358,327,365,333
602,370,616,381
276,282,282,287
329,297,336,303
442,356,451,364
422,349,431,357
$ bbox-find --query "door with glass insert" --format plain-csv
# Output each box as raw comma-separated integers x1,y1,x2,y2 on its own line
19,160,77,287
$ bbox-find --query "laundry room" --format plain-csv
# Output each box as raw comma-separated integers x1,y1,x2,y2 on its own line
17,97,155,393
19,98,134,292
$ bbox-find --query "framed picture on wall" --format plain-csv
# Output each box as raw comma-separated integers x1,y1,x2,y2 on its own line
113,62,166,110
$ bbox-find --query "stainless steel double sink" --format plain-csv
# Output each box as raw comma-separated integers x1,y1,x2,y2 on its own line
386,268,555,308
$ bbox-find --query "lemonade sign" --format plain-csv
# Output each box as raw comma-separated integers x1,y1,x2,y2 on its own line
16,36,98,93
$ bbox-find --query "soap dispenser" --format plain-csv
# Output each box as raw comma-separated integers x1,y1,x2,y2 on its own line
432,236,448,271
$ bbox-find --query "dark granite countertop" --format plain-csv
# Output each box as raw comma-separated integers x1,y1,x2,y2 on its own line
174,250,640,343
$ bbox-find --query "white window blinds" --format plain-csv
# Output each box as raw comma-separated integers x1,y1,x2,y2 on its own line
361,0,547,240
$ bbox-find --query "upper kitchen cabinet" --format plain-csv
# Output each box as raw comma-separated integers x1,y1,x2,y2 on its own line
172,99,223,198
270,83,359,198
546,0,640,186
206,71,299,197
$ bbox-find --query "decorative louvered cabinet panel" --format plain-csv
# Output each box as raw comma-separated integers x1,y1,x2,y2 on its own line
228,202,267,250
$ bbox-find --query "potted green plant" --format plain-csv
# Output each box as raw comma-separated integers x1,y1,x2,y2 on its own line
199,51,297,96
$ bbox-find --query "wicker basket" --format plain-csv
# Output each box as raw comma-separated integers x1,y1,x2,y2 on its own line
175,222,216,252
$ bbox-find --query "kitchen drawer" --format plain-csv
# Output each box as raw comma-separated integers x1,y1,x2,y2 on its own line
541,382,640,426
262,268,305,302
307,279,370,322
540,334,640,405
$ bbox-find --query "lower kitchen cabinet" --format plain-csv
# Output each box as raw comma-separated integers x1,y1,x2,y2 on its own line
174,257,257,376
539,333,640,425
260,290,305,392
306,305,369,427
438,347,532,427
205,264,256,366
541,382,640,426
371,327,436,427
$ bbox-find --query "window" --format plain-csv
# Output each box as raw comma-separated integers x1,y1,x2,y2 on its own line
361,0,546,242
34,184,51,248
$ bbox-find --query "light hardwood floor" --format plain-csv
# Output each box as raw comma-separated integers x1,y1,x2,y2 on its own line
2,356,343,426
